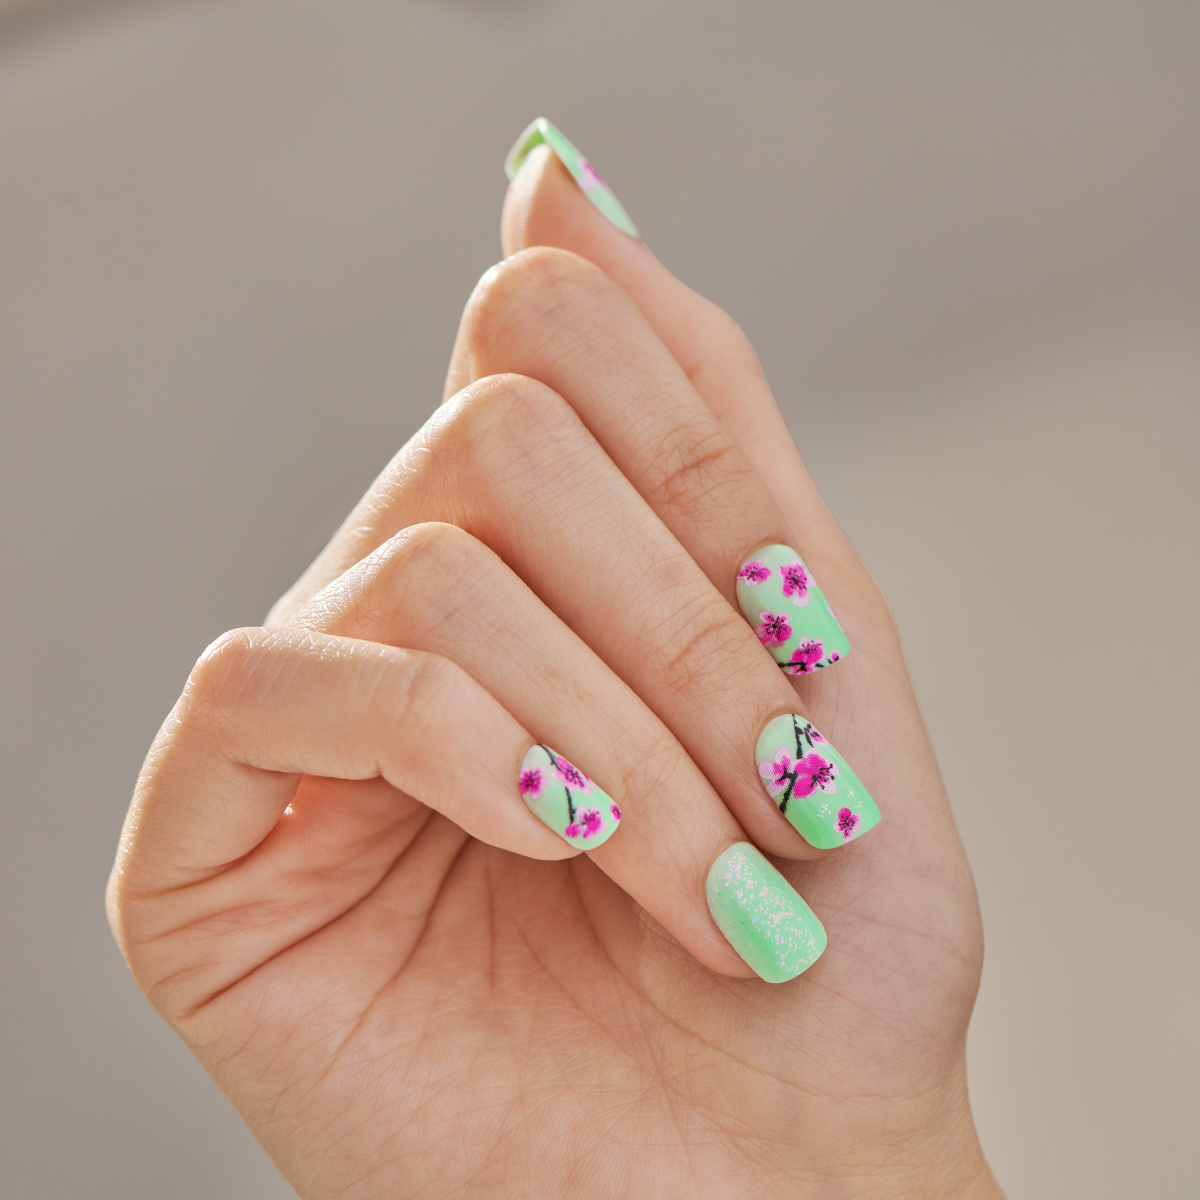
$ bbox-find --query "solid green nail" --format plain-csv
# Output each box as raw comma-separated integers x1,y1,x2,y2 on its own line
706,843,827,983
505,117,640,239
756,714,882,849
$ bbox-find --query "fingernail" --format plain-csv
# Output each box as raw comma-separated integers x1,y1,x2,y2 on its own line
706,843,827,983
519,744,622,850
756,714,881,848
735,544,850,674
504,117,640,239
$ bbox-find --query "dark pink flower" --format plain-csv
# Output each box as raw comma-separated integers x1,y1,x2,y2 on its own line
780,559,811,607
792,752,839,798
738,559,771,585
577,158,605,191
756,610,792,647
553,757,593,794
565,807,604,839
784,639,825,675
611,804,622,821
758,748,796,798
519,768,543,799
837,807,859,840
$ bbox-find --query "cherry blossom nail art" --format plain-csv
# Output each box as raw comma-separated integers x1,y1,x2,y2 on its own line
505,118,640,238
735,544,849,674
755,714,880,848
519,744,623,850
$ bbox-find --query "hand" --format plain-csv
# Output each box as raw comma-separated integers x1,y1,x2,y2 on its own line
108,134,1002,1198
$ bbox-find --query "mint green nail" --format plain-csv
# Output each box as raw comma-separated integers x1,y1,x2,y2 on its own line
505,117,640,239
519,744,622,850
756,714,881,849
736,543,850,674
706,843,827,983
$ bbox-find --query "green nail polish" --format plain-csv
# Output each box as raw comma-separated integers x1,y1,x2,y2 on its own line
505,117,640,239
706,843,827,983
736,543,850,674
519,744,622,850
756,714,882,849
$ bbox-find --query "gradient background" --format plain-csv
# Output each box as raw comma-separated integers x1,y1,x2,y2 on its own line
1,2,1197,1196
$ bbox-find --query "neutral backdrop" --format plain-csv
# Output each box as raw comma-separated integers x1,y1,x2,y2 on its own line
1,2,1197,1197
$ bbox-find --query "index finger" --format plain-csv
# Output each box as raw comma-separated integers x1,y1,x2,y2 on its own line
501,133,867,610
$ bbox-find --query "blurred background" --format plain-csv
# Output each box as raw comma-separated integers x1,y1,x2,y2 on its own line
1,1,1197,1196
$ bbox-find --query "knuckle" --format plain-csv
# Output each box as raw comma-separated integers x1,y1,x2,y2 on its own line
466,246,616,340
643,417,751,520
384,521,483,596
443,372,573,454
649,592,753,702
341,521,490,634
438,374,593,497
185,627,264,716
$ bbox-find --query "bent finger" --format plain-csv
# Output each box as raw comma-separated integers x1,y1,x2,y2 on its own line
296,522,830,984
114,627,580,906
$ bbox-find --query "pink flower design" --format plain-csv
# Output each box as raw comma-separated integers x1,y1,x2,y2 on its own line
737,559,771,585
792,752,839,799
756,610,792,647
758,748,796,798
780,559,811,607
828,649,841,664
519,768,543,799
553,757,593,794
611,804,622,821
565,807,604,839
576,157,605,191
784,639,825,675
837,807,859,840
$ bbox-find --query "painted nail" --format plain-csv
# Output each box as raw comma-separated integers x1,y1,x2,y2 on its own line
735,543,850,674
756,714,881,848
519,744,622,850
505,117,640,239
706,843,827,983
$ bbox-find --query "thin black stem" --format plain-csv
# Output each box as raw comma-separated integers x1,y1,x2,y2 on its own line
538,744,576,822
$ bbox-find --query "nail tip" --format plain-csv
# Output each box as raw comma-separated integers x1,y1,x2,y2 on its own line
503,116,640,238
504,116,549,181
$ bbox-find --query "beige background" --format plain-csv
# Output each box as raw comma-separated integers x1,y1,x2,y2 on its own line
1,2,1197,1197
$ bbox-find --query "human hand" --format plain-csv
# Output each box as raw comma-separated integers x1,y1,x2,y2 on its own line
108,122,1002,1198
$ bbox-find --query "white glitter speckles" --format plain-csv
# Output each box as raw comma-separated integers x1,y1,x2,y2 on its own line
705,843,827,984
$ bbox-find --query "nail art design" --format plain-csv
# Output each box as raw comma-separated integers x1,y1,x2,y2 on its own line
706,843,827,983
735,544,849,673
505,117,640,239
519,744,622,850
756,714,881,849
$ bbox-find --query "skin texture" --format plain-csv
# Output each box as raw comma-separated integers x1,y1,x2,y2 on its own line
107,147,1005,1198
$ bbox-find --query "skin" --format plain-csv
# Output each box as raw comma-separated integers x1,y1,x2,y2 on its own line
107,146,1005,1198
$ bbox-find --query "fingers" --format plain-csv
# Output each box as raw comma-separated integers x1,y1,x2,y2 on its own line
500,142,885,622
444,244,850,676
294,521,825,981
277,373,877,857
112,626,580,910
111,625,629,1008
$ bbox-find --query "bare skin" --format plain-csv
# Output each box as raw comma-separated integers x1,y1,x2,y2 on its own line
108,147,1004,1198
